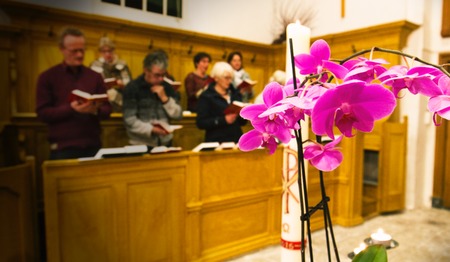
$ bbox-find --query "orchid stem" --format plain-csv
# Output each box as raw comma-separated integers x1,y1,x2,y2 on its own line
333,47,450,78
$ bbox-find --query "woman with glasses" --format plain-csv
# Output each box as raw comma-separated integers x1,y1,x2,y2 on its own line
90,37,132,112
196,62,247,143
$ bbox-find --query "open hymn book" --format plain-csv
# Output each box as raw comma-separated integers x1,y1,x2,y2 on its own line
104,77,120,89
236,79,257,92
192,142,237,152
223,101,249,115
77,145,149,160
70,89,108,103
150,146,182,154
151,120,183,134
163,76,181,91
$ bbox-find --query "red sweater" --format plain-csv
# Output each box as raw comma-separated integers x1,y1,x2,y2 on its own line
36,63,112,151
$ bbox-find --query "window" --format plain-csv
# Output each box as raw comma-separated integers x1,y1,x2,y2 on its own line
167,0,182,17
103,0,120,4
125,0,143,10
147,0,163,14
101,0,182,18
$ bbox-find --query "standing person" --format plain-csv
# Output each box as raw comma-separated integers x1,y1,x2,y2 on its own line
196,62,247,143
184,52,212,112
122,51,182,149
227,51,253,102
90,36,132,112
36,27,112,160
154,49,181,102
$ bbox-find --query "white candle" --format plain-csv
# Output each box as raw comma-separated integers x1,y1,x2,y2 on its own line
285,20,311,83
353,243,367,255
370,228,392,247
281,21,311,262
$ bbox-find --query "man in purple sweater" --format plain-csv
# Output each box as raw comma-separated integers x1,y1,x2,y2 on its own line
36,27,112,160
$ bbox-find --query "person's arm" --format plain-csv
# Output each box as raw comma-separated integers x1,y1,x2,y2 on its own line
94,74,113,119
120,64,132,86
196,95,226,130
35,73,75,124
184,73,198,99
122,81,154,138
158,83,182,120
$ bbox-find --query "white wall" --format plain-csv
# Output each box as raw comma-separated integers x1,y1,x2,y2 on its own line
12,0,275,44
9,0,450,209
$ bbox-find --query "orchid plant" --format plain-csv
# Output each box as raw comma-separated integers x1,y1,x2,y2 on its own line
238,39,450,173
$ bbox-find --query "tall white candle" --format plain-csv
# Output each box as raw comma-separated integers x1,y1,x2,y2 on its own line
285,20,311,82
281,20,310,262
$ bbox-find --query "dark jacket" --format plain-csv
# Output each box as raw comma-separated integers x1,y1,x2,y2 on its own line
196,83,247,143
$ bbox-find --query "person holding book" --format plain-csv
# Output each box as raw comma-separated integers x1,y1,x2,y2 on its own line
90,36,132,112
122,50,182,149
184,52,212,112
36,27,112,160
227,51,254,102
196,61,247,143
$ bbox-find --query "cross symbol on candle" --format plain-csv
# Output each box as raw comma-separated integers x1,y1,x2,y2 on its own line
282,147,300,214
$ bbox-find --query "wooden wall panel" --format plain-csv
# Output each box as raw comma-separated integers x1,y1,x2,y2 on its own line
43,150,282,261
1,2,284,114
43,154,187,262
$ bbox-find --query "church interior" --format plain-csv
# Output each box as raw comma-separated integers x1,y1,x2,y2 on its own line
1,0,450,261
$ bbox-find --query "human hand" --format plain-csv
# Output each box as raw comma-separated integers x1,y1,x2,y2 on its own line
151,85,169,103
152,125,169,136
71,100,98,114
116,79,125,88
225,113,238,124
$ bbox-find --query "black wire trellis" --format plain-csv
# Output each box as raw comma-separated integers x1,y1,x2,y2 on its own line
288,38,340,262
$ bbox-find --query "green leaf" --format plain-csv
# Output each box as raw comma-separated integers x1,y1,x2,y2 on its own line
352,244,387,262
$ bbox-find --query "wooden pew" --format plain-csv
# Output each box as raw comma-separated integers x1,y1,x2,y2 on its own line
42,148,283,261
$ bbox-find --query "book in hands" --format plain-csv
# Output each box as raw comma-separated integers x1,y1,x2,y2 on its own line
150,146,182,154
104,77,120,89
69,89,108,103
164,76,181,91
223,101,248,115
237,79,257,92
151,120,183,134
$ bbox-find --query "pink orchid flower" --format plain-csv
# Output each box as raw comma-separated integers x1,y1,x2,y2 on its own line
344,57,389,83
304,136,344,172
379,65,443,98
238,129,279,154
239,82,293,152
427,75,450,124
311,80,396,139
294,39,348,81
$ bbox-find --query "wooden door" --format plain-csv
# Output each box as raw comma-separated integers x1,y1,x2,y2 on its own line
432,54,450,209
379,121,407,212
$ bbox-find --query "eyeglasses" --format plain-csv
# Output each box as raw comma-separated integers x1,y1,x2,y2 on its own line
65,48,85,54
147,71,165,79
222,76,233,80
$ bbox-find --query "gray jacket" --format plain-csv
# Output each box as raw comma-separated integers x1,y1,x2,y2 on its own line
122,74,182,147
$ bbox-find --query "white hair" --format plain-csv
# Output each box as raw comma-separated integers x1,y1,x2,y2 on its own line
269,70,286,85
210,61,234,79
